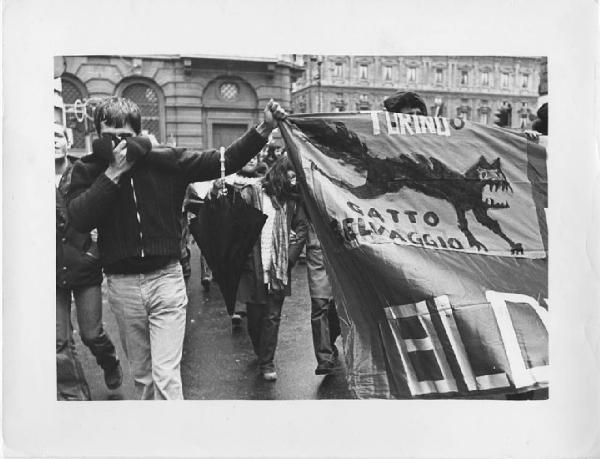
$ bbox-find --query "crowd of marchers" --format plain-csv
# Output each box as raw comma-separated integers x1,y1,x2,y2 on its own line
56,97,342,400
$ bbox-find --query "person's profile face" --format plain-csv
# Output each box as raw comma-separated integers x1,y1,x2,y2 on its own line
55,131,68,156
241,156,258,174
100,121,136,148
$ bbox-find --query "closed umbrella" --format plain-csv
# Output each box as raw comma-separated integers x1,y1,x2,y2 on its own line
188,148,266,314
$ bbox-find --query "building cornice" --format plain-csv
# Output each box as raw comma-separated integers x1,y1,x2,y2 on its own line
293,84,538,99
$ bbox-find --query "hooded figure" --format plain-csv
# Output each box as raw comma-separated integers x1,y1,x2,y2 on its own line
383,90,428,115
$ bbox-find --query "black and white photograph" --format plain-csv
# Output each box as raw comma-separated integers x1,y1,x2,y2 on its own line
4,0,599,458
53,54,548,402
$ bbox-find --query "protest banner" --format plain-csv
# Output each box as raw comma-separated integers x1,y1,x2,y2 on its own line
280,111,548,398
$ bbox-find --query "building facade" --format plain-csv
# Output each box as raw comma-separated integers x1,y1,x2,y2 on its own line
56,55,304,153
291,55,543,129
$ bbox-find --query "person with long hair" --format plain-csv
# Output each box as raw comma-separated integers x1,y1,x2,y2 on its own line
237,155,308,381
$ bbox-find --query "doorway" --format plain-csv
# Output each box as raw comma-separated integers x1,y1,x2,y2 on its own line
211,123,249,149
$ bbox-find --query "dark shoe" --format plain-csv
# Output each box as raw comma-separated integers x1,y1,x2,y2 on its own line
201,279,211,292
315,361,341,376
104,361,123,390
231,313,242,330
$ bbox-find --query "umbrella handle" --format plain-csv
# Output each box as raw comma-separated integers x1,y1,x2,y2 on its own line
219,146,227,196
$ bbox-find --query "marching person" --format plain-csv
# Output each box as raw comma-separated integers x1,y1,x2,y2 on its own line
505,103,548,402
526,102,548,146
237,156,308,381
531,103,548,138
184,182,214,291
305,223,342,375
207,153,268,329
56,136,123,400
66,96,285,400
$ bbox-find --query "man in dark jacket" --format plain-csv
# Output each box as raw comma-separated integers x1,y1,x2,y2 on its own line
66,96,285,399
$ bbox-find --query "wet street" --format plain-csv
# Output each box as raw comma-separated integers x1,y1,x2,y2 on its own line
74,242,354,401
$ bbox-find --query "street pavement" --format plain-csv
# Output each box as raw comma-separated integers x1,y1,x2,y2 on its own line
73,242,354,400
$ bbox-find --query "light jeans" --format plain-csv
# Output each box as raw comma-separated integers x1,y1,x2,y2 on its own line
107,261,188,400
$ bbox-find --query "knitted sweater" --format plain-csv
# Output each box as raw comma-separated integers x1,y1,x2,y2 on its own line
66,128,267,267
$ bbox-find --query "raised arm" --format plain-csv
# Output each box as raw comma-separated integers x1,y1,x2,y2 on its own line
142,100,286,183
182,127,269,183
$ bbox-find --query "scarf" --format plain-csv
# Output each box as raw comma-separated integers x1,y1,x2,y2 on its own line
91,135,152,162
267,196,289,292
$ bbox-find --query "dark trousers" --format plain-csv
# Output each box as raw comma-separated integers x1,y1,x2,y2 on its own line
311,298,341,366
56,335,91,401
56,285,119,400
247,291,285,372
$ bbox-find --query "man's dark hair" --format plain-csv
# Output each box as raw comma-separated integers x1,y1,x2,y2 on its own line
532,103,548,135
94,96,142,135
383,91,428,115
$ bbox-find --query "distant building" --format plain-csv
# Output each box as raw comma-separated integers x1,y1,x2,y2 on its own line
291,55,543,129
56,55,304,153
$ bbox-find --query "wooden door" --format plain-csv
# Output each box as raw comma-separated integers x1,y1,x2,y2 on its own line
211,123,248,149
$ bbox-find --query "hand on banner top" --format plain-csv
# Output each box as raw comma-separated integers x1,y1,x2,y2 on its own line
257,99,287,138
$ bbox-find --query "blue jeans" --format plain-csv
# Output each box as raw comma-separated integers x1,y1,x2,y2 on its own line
107,261,187,400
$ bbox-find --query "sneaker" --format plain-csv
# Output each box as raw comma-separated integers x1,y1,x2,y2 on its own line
104,361,123,390
231,313,242,329
315,361,341,376
261,370,277,381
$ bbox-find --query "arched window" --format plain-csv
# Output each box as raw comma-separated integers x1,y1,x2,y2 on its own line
121,83,163,142
61,77,87,149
